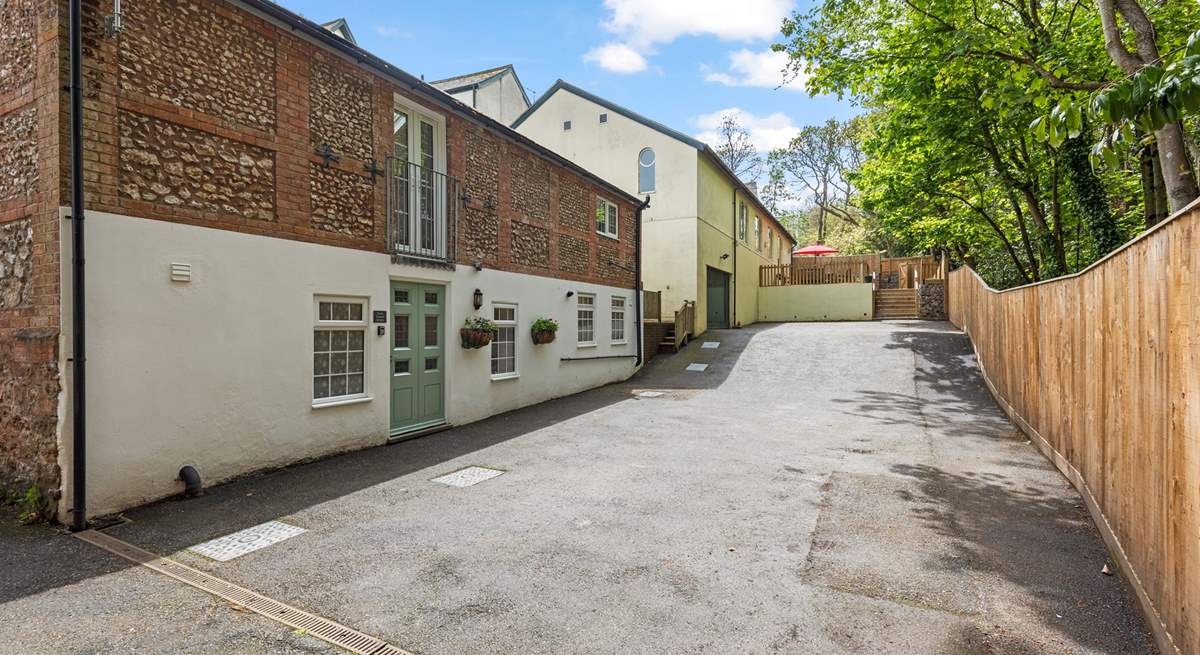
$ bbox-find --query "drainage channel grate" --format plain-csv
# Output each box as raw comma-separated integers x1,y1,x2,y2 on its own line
75,530,413,655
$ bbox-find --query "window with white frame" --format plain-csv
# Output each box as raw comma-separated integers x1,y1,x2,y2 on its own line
638,148,656,193
768,227,774,257
313,298,367,403
577,293,595,345
738,203,748,241
611,296,626,343
754,216,761,248
596,198,618,238
491,304,517,378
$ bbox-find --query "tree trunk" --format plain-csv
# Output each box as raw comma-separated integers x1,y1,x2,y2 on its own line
1154,121,1199,214
1096,0,1200,212
1007,191,1042,281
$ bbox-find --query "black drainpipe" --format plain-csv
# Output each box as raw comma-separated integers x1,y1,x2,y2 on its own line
634,195,650,366
68,0,87,532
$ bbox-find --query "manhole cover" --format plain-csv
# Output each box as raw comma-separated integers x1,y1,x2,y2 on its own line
686,363,709,372
432,466,505,487
701,341,720,349
188,520,306,561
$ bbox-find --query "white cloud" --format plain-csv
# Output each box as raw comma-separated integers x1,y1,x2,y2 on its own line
693,107,800,152
583,0,795,74
703,49,808,91
583,43,649,74
375,26,412,39
601,0,794,49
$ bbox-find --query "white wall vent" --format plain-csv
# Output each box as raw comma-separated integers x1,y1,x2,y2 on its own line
170,262,192,283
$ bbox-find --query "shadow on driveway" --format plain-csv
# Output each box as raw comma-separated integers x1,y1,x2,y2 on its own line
1,324,757,606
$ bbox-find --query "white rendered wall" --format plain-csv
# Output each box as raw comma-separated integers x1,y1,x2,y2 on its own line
58,211,637,516
476,73,530,126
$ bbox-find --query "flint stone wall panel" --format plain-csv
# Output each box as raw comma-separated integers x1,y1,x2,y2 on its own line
120,0,276,131
309,58,373,161
119,111,275,219
310,164,374,238
0,107,38,203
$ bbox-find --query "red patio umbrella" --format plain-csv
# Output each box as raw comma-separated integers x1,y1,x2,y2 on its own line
792,244,840,256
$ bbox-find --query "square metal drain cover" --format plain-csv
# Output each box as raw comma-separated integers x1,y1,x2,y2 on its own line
432,466,505,487
188,520,306,562
686,363,709,372
701,341,720,349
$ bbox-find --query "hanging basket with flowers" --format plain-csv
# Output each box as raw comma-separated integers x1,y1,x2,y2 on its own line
530,317,559,345
460,316,497,349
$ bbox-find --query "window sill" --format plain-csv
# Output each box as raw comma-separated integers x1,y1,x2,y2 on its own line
491,372,520,381
611,340,628,346
596,231,619,241
577,342,597,348
312,395,372,410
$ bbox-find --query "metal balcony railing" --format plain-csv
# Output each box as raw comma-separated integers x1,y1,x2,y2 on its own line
385,158,458,264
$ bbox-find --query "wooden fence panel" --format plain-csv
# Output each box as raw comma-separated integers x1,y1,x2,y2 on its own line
948,202,1200,655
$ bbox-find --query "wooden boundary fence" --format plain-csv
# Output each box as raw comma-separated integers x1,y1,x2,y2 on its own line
948,200,1199,655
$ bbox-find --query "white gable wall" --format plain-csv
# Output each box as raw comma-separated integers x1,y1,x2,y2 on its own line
515,90,700,316
476,71,530,126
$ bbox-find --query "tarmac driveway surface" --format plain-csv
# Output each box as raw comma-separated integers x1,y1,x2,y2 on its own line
0,321,1155,654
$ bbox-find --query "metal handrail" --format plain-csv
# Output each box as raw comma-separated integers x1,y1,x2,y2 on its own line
385,158,458,264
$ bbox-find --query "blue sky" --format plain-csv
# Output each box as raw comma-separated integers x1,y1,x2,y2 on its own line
277,0,857,154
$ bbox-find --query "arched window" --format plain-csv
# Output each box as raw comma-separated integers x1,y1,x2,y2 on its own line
638,147,656,193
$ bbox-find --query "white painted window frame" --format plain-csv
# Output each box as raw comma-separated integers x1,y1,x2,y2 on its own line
490,303,519,380
577,293,596,347
597,197,619,239
312,295,370,407
611,296,627,345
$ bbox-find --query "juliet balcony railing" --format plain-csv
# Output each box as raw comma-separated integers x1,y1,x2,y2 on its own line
385,158,458,265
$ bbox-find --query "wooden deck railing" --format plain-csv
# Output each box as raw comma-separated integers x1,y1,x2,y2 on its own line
881,255,940,288
673,300,695,350
760,254,939,288
949,200,1200,655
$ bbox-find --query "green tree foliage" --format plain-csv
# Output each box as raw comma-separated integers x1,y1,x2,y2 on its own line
774,0,1196,288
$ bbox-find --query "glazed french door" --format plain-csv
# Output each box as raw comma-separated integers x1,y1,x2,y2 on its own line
389,282,445,436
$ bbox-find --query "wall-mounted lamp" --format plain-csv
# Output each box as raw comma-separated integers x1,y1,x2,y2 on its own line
565,291,575,299
460,190,472,207
473,259,484,271
483,196,496,211
720,253,730,261
473,288,484,310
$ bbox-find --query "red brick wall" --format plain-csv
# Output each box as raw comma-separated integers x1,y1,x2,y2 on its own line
68,0,637,291
447,120,636,288
642,321,671,364
0,0,62,504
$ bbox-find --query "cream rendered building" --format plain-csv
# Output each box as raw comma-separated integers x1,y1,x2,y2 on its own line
431,65,532,126
513,81,795,335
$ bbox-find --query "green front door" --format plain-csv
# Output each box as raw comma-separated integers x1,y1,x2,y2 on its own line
390,282,445,436
706,266,730,329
